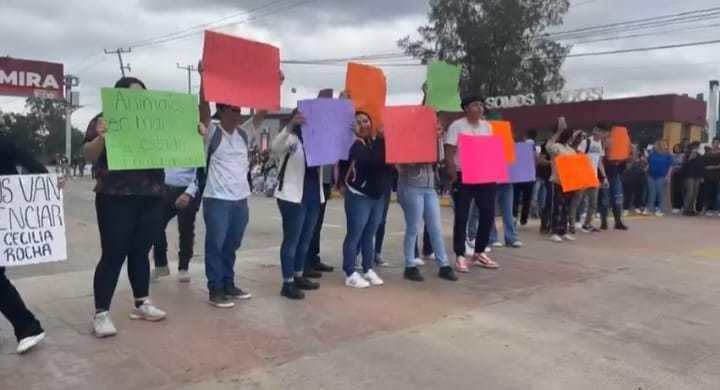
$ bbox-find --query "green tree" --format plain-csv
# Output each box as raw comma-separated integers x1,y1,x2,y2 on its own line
399,0,571,99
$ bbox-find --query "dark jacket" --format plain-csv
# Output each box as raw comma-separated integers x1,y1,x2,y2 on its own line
0,137,48,175
345,137,392,199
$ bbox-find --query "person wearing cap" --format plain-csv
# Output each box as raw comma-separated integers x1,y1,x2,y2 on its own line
444,96,500,273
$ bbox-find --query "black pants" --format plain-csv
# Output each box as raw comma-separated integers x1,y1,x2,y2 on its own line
540,180,553,232
551,184,573,235
623,175,646,210
671,171,684,210
700,180,718,211
93,193,163,311
307,183,333,267
153,186,198,270
414,225,433,258
0,267,43,341
513,181,534,225
452,174,497,256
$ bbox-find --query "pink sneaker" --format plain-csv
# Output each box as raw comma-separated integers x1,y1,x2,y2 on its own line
472,253,499,269
455,256,470,273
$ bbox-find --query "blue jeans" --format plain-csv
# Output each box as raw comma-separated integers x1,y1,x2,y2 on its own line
343,191,385,276
609,175,624,207
203,198,249,291
490,183,518,244
374,187,391,256
277,179,321,281
397,184,449,268
645,177,667,212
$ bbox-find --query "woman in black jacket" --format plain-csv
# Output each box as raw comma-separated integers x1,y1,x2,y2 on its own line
0,137,48,354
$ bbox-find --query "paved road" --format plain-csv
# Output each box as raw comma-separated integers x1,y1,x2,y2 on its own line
2,178,719,389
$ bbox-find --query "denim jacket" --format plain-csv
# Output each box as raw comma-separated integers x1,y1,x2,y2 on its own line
398,163,435,189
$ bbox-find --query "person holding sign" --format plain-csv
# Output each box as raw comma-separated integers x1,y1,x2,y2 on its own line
0,136,49,354
545,118,578,243
193,62,272,308
271,109,326,300
444,96,499,273
396,121,459,283
83,77,167,339
341,112,391,288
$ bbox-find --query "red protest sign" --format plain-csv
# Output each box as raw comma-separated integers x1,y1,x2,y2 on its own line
345,63,386,133
0,57,64,99
383,106,438,164
201,31,280,110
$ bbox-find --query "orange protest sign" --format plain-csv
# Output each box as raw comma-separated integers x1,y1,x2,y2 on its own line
608,126,631,161
555,154,600,193
489,120,516,163
345,62,386,133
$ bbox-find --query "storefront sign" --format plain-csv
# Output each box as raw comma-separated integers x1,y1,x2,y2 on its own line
485,87,604,109
0,57,64,99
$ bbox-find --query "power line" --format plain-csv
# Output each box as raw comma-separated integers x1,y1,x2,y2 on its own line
566,38,720,58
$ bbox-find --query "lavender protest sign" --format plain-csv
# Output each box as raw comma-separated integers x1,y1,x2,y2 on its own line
507,142,536,183
0,174,66,267
298,98,356,167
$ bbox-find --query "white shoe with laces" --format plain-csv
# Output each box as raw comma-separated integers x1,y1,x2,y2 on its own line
177,270,191,283
93,311,117,338
345,272,370,288
363,269,385,286
654,211,664,217
562,234,576,242
549,234,563,243
412,258,425,267
129,301,166,321
16,332,45,354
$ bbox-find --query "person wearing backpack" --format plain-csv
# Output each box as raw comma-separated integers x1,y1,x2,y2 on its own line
188,65,270,308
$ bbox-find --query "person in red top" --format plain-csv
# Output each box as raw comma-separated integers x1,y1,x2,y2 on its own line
83,77,167,338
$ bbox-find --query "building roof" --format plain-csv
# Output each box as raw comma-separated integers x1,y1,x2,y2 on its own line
493,94,707,131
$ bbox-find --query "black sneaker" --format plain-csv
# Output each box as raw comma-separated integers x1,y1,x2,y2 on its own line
403,267,424,282
281,282,305,300
438,266,459,281
224,285,252,300
614,223,628,231
312,261,334,272
303,268,322,279
209,289,235,308
294,276,320,290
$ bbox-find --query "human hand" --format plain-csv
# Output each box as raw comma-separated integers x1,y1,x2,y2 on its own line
198,122,208,137
96,119,108,139
175,193,192,209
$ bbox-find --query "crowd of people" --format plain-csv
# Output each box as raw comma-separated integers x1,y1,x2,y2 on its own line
2,69,716,355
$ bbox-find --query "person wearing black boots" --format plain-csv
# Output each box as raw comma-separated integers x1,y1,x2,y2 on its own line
273,110,326,299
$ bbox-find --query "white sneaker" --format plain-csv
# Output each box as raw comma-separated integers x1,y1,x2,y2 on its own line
654,211,664,217
491,241,504,248
93,311,117,338
549,234,563,243
363,269,385,286
412,258,425,267
464,240,475,256
562,234,576,242
705,211,715,217
421,253,436,261
641,210,651,216
129,301,166,322
16,332,45,354
151,266,170,281
177,270,191,283
345,272,370,288
484,246,492,253
634,208,643,214
509,241,524,248
672,208,681,214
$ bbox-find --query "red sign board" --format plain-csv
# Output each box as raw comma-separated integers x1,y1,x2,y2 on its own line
0,57,64,99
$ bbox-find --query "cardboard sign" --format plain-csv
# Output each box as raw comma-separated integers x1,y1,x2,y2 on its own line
202,30,280,110
507,142,536,183
298,98,356,167
489,120,516,163
383,105,438,164
425,61,462,112
345,62,386,132
0,57,64,99
608,126,631,161
0,174,66,267
459,134,509,184
555,154,600,192
101,88,204,170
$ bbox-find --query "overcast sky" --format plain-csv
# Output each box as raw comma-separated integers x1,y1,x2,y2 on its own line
2,0,720,130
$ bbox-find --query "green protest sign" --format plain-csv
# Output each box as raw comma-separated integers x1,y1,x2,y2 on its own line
425,61,462,112
101,88,204,170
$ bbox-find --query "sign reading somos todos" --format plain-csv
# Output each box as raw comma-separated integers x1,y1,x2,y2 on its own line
0,57,64,100
101,88,204,171
484,87,604,109
0,174,67,267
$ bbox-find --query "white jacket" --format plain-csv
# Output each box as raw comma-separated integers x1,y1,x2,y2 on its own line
272,127,325,204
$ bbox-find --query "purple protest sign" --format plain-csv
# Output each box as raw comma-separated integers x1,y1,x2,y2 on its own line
507,142,536,183
298,98,356,167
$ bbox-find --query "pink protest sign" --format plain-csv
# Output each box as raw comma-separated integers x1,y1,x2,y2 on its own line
459,134,508,184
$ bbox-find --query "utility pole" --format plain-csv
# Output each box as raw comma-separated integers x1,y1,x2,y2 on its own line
64,75,80,167
176,63,197,94
104,48,132,77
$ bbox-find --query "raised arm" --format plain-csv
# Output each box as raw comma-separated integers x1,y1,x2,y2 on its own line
197,61,212,129
83,116,106,163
